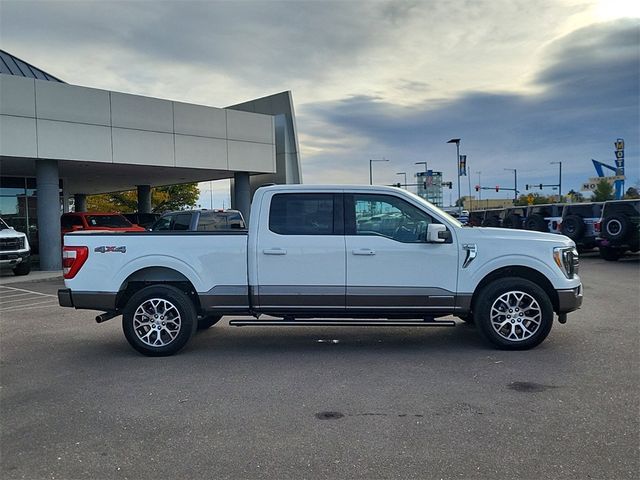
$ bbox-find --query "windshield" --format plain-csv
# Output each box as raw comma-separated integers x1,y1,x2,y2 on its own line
85,215,133,228
401,190,463,227
0,218,9,230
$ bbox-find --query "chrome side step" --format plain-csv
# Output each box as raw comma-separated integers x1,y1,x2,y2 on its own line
228,319,456,327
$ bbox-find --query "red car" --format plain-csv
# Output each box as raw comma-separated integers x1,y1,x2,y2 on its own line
61,212,146,236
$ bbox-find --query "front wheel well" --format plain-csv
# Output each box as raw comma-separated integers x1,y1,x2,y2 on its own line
116,267,200,312
470,266,559,313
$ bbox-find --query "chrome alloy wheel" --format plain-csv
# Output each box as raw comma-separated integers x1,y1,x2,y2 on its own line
490,290,542,342
133,298,182,347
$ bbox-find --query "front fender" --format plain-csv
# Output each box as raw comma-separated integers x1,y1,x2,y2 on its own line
462,254,574,292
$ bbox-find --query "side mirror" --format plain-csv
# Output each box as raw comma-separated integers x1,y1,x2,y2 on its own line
426,224,450,243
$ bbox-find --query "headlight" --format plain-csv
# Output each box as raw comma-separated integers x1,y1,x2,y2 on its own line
553,247,579,278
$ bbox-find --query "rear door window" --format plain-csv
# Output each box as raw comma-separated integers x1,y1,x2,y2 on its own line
172,213,192,231
269,194,336,235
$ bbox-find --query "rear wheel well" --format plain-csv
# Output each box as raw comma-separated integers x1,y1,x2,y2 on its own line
471,266,559,313
116,267,200,312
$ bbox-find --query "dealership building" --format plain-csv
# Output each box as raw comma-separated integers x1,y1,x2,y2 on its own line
0,50,302,270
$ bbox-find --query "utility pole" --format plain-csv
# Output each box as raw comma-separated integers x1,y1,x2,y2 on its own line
447,138,462,215
396,172,407,188
369,158,389,185
476,171,482,201
504,168,518,201
551,161,562,201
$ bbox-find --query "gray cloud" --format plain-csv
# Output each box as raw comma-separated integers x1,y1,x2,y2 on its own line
299,19,640,192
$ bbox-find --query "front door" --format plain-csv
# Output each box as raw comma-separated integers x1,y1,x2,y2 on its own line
345,193,458,312
255,192,345,311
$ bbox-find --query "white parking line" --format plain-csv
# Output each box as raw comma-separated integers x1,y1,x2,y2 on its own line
0,285,56,298
0,292,34,299
0,298,59,312
1,302,61,313
0,295,46,305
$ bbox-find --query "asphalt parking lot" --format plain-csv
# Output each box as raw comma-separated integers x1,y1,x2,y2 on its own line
1,253,638,479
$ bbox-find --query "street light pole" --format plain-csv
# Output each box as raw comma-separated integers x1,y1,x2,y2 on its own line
504,168,518,201
551,161,562,201
447,138,462,215
396,172,407,188
476,171,482,201
369,158,389,185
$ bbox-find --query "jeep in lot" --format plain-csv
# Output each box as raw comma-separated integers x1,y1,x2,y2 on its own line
596,199,640,261
501,207,527,229
559,202,603,250
524,204,563,233
481,208,503,227
58,185,582,356
0,217,31,276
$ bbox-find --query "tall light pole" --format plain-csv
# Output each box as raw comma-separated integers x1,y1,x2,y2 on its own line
369,158,389,185
504,168,518,201
396,172,407,188
550,161,562,201
447,138,462,215
415,161,428,173
476,171,482,201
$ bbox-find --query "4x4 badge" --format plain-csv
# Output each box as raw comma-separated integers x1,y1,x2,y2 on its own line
94,246,126,253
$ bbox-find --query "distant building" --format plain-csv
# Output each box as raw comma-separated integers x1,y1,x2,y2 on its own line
416,170,444,207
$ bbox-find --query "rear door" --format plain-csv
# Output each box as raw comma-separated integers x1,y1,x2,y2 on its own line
255,192,345,310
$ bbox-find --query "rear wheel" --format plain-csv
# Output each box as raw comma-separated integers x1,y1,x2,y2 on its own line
474,277,553,350
122,285,197,356
601,215,629,241
599,246,622,261
198,314,222,330
525,214,548,232
561,215,584,240
503,214,522,229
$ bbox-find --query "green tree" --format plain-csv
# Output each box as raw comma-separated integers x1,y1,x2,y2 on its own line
592,179,614,202
86,183,199,213
624,186,640,199
567,189,585,202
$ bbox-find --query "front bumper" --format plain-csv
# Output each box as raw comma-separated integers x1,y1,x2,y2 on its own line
0,250,30,266
557,284,583,314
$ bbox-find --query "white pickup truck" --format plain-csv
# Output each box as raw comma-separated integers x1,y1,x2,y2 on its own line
58,185,582,356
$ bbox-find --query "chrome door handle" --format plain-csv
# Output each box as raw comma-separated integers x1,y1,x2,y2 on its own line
263,248,287,255
352,248,376,255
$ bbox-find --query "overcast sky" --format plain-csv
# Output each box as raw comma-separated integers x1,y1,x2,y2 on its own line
1,0,638,205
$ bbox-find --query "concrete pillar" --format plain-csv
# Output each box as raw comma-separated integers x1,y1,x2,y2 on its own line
233,172,251,222
74,194,87,212
36,159,62,270
137,185,152,213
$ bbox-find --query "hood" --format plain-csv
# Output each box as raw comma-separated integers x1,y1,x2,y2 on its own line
0,228,27,240
459,226,575,246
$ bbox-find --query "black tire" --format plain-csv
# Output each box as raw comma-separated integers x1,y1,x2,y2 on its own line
482,217,500,227
474,277,554,350
198,314,222,330
12,258,31,276
524,214,548,232
599,246,622,261
503,214,522,229
601,215,629,241
560,215,584,240
122,285,198,356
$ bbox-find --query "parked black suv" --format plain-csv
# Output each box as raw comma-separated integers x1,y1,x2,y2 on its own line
524,204,563,233
559,202,603,250
596,200,640,261
150,209,246,231
501,207,527,229
480,208,503,227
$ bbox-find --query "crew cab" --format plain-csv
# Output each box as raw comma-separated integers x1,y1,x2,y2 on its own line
58,185,583,356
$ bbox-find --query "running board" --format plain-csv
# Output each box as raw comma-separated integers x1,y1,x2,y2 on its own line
228,319,456,327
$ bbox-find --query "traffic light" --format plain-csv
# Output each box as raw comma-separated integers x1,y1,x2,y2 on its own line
525,184,529,190
539,183,543,189
423,181,427,189
496,186,500,192
394,183,401,188
475,185,480,192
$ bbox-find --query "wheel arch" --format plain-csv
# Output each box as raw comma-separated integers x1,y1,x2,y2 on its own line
116,266,201,312
470,266,559,314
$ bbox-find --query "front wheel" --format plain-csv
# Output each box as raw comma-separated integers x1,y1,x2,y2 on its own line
474,277,553,350
12,258,31,276
122,285,197,356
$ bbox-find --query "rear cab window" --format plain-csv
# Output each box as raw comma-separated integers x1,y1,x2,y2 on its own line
269,193,341,235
